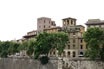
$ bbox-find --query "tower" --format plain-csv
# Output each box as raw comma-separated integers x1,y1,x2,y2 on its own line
62,17,76,27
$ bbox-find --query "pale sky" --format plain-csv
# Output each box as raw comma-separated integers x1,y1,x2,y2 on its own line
0,0,104,41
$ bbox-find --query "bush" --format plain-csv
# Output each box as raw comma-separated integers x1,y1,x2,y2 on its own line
40,56,49,65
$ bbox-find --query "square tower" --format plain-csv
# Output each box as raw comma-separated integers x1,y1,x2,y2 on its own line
37,17,56,34
62,17,76,27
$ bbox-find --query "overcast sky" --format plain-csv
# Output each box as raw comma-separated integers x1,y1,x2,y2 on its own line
0,0,104,41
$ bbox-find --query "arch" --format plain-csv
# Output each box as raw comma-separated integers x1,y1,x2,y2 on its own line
80,52,83,55
67,51,70,57
63,51,66,57
73,51,76,57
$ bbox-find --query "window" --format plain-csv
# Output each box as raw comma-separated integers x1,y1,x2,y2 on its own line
67,20,69,24
80,45,83,49
73,44,75,49
68,45,70,49
73,52,76,57
80,39,83,43
67,51,70,57
73,32,75,36
73,39,75,43
44,20,45,23
49,21,50,24
53,51,56,55
71,20,73,25
44,25,45,28
80,52,83,56
63,51,66,57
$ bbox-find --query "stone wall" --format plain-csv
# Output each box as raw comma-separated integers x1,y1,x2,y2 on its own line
0,57,104,69
62,58,104,69
0,57,58,69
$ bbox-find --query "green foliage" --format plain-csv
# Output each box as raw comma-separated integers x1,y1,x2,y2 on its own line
0,41,20,57
34,32,69,59
18,40,28,51
84,27,104,60
26,40,35,57
8,42,20,55
40,56,49,65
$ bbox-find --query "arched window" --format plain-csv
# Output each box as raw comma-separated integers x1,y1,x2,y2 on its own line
53,51,56,55
63,51,66,57
80,52,83,55
73,51,76,57
67,51,70,57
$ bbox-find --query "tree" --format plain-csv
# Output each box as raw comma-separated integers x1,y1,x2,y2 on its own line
8,42,20,55
33,32,69,64
84,27,104,60
26,40,35,57
0,41,11,57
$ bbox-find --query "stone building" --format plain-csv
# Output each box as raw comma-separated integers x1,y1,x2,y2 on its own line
61,17,86,59
44,26,61,33
45,17,86,59
37,17,56,34
23,30,37,40
16,17,86,59
85,19,104,29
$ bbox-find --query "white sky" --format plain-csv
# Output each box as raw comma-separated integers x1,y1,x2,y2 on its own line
0,0,104,41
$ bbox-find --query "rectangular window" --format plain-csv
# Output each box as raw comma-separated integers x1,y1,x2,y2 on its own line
68,45,70,49
67,20,69,24
73,39,75,43
80,39,83,43
73,32,75,36
44,20,45,23
71,20,73,25
44,25,45,28
73,45,75,49
80,45,83,49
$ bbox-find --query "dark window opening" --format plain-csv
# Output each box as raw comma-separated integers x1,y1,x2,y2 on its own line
44,25,45,28
81,39,83,43
80,45,83,49
73,39,75,43
71,20,73,25
73,52,76,57
67,20,69,24
53,51,55,55
73,32,75,36
68,45,70,49
44,20,45,23
73,45,75,49
80,52,83,56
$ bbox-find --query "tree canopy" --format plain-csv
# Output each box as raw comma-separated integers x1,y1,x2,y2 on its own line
0,41,20,57
33,32,69,59
84,27,104,60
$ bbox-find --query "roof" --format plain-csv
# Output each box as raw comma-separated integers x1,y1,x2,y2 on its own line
85,19,104,25
27,30,37,34
62,17,77,20
44,26,61,30
37,17,51,20
75,25,85,28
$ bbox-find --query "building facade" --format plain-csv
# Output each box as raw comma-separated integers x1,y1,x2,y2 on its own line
37,17,56,34
85,19,104,29
45,17,86,59
16,17,86,59
23,30,37,41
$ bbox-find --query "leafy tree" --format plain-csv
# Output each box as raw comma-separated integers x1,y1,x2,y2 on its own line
26,40,35,57
0,41,11,57
18,40,28,51
33,32,69,64
84,27,104,60
8,42,20,55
